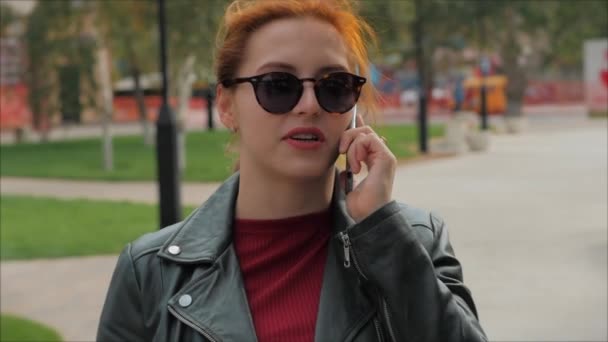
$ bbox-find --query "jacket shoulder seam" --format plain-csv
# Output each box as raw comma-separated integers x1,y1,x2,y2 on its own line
410,222,433,232
398,203,436,234
129,222,183,261
132,246,163,262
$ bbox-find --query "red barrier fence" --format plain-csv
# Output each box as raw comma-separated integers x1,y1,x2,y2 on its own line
0,84,31,131
524,80,585,105
0,80,588,131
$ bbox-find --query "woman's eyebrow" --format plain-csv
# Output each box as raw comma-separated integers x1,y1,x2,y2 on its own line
317,65,349,76
256,62,296,73
256,62,349,76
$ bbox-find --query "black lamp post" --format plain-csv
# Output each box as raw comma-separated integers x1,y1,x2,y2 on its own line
479,58,489,130
478,3,489,130
206,86,215,131
414,0,428,153
156,0,181,228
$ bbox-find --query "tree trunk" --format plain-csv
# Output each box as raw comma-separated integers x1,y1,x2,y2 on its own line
29,67,50,142
97,47,114,171
38,111,50,142
131,66,153,145
502,6,527,117
504,53,527,117
175,55,196,173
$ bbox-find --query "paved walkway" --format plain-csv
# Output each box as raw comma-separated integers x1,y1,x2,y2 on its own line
0,177,221,206
1,117,606,341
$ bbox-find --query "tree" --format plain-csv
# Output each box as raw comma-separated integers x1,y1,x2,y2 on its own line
96,46,114,171
94,0,229,170
478,0,608,116
96,0,157,145
359,0,472,92
24,1,97,140
164,0,229,172
0,3,18,36
360,0,608,117
358,0,414,59
532,1,608,73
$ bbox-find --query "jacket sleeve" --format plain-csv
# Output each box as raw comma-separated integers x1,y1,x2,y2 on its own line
347,201,487,342
97,244,146,342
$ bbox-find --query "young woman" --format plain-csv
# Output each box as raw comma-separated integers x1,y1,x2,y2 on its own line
97,1,487,341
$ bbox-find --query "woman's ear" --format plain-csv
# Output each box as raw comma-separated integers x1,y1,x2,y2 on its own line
217,84,238,132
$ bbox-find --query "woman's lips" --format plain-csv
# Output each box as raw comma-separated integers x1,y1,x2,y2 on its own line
282,126,326,150
284,138,324,150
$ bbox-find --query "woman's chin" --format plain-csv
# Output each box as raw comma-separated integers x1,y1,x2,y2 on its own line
279,162,335,181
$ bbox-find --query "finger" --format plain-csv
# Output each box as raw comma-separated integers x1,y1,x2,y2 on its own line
346,132,377,173
339,125,374,154
355,135,372,170
341,129,383,155
349,133,392,172
345,133,365,173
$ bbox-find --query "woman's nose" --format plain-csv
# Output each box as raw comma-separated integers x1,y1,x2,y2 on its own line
292,83,320,116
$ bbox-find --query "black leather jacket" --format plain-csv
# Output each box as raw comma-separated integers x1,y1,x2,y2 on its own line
97,172,487,341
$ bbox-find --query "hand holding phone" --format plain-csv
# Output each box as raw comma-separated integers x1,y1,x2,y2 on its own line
339,113,397,223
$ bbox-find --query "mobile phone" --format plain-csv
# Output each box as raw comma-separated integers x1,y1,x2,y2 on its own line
345,65,360,194
344,104,357,194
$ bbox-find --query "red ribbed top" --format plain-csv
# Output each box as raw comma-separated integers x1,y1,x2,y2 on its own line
233,209,332,342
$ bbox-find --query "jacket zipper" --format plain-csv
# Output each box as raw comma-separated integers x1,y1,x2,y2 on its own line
373,317,385,342
339,231,396,342
339,232,368,280
382,298,397,342
168,305,220,342
340,231,351,268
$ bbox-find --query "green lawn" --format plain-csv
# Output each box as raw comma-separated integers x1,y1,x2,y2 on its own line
0,130,233,182
0,196,196,260
0,124,443,182
0,314,62,342
374,124,444,160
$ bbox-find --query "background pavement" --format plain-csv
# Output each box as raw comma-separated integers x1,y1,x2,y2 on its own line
392,120,607,341
1,116,606,341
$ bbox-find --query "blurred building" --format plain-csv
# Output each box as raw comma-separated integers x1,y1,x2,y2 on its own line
0,3,31,134
1,0,36,16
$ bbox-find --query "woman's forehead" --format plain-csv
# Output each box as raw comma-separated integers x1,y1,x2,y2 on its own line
240,17,351,75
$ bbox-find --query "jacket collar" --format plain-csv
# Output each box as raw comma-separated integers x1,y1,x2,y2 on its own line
157,172,240,263
158,170,355,263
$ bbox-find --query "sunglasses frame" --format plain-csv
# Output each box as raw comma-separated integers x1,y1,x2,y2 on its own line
221,71,366,114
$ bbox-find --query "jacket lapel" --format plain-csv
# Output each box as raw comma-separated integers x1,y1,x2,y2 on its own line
158,173,258,341
167,246,257,342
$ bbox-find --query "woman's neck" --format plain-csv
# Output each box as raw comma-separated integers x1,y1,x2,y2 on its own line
235,166,335,220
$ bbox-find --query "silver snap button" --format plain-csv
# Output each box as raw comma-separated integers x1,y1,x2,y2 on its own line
178,294,192,307
168,245,181,255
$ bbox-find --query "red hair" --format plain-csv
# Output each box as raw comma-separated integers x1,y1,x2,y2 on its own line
214,0,378,114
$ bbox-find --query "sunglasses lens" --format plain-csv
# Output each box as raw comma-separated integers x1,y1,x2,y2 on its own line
317,73,363,114
255,72,302,114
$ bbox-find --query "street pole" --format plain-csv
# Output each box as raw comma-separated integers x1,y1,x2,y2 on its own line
156,0,181,228
206,86,214,131
414,0,428,153
478,3,489,130
480,61,488,130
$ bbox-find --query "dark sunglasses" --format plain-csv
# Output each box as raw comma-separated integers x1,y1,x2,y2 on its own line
221,71,366,114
